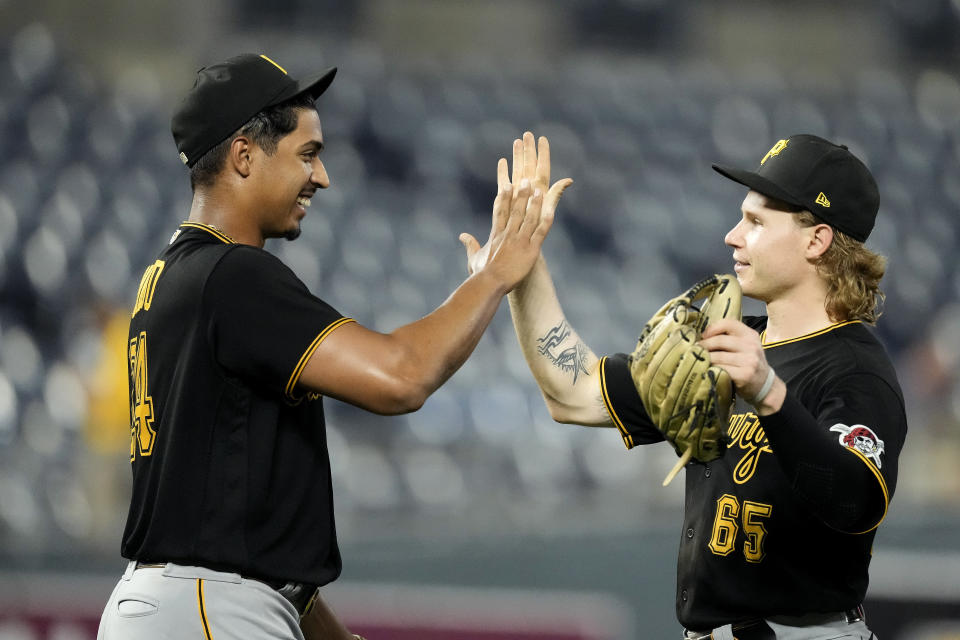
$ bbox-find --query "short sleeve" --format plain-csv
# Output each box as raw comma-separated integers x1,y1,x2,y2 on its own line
204,246,354,399
600,353,664,449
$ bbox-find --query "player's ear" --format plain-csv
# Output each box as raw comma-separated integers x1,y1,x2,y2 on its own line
228,135,253,178
805,223,834,260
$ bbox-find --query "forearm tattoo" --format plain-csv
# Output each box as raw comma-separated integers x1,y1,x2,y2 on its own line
537,320,590,383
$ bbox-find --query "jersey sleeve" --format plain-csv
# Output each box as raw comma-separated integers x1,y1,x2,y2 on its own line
204,246,355,400
599,353,664,449
760,372,906,534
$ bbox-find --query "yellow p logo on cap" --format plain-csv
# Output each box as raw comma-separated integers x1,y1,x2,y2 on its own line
761,139,788,165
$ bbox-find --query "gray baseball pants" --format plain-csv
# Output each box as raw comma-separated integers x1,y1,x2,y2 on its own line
97,561,305,639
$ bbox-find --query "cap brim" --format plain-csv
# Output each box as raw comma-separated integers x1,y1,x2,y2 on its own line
712,164,805,209
268,66,337,107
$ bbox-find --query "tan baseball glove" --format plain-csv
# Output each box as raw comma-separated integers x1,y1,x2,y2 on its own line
629,274,742,485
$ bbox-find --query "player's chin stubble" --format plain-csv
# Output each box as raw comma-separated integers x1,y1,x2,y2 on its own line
284,226,302,241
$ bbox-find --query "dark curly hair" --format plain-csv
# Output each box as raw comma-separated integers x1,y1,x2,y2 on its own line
189,93,317,190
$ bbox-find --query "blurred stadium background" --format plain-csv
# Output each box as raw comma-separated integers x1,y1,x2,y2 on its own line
1,0,960,638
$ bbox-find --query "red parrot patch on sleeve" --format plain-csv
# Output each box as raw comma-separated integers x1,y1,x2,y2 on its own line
829,423,885,468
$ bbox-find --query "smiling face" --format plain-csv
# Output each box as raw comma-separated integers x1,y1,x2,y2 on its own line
724,190,820,303
247,108,329,241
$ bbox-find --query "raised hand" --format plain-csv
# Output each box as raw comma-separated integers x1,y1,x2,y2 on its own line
461,132,572,284
514,130,570,218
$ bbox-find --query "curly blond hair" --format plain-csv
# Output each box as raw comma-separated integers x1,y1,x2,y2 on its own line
796,211,887,324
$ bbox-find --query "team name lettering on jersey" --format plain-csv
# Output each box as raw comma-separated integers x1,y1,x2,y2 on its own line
132,260,165,318
727,412,772,484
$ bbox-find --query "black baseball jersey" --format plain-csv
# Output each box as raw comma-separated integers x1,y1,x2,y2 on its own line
600,317,907,629
121,222,354,586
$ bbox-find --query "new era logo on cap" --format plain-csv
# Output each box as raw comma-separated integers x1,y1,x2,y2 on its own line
712,134,880,242
171,53,336,168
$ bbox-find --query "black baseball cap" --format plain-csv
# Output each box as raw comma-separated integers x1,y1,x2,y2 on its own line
171,53,337,168
712,134,879,242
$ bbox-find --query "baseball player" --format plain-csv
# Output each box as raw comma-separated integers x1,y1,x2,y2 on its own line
96,54,570,640
495,132,906,638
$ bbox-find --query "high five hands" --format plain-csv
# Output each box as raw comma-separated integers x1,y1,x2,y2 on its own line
460,131,573,287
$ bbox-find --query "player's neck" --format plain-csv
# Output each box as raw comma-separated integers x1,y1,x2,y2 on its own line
188,190,266,248
762,285,833,344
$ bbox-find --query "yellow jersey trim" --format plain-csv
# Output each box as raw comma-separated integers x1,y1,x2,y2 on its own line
599,356,635,448
285,317,357,400
845,447,890,535
197,579,214,640
180,222,236,244
761,320,862,349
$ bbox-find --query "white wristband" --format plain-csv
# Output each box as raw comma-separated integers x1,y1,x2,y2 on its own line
750,367,776,406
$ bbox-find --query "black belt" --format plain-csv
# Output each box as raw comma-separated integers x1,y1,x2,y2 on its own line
135,562,319,616
685,605,865,640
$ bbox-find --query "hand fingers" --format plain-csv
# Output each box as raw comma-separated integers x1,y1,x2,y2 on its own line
697,333,742,353
519,187,544,235
703,353,753,392
543,177,573,218
700,318,748,339
459,232,482,275
497,157,509,192
522,131,536,183
705,350,745,369
704,345,769,394
706,353,763,397
536,136,551,192
490,180,512,240
506,178,532,233
511,138,523,187
459,232,480,255
530,189,556,245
